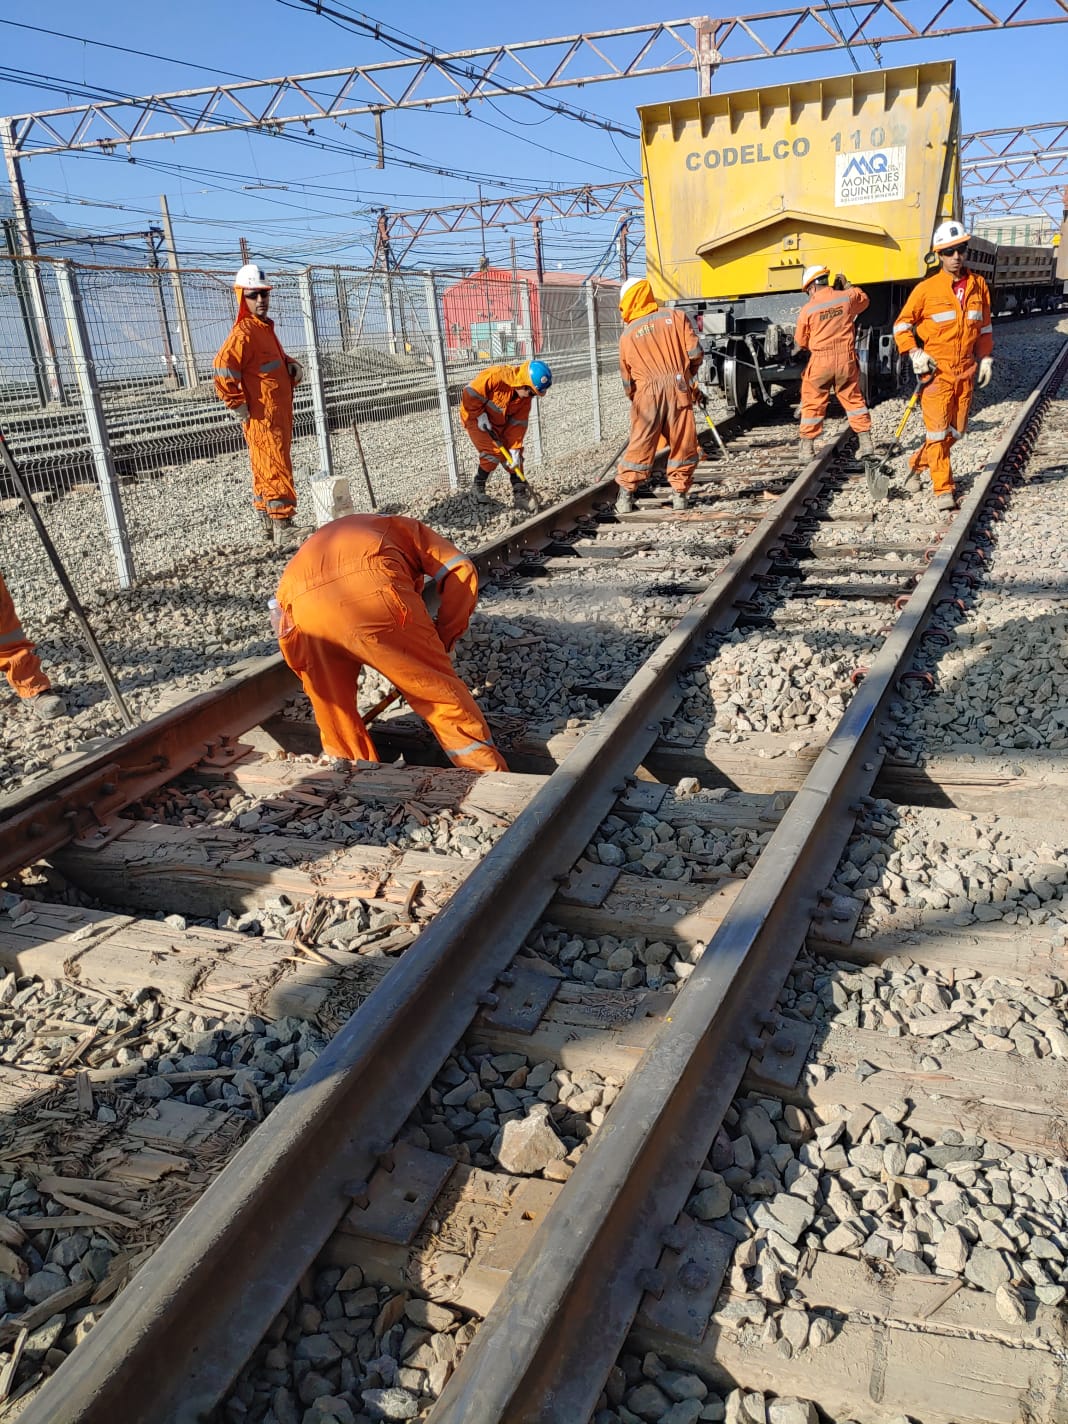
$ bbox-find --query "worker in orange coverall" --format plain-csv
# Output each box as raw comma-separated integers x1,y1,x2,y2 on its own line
615,277,704,515
460,359,552,509
0,573,66,720
794,265,874,462
213,263,306,546
894,219,994,513
274,514,507,771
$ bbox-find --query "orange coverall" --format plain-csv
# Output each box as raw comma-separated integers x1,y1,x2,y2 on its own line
275,514,507,771
794,284,872,441
617,281,703,495
460,363,535,475
893,268,993,495
213,291,298,521
0,573,50,699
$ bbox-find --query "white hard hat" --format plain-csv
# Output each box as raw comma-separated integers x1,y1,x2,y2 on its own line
931,220,970,253
235,262,272,290
801,264,830,292
619,276,645,300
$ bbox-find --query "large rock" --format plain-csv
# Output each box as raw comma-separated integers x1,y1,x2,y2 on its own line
493,1105,566,1175
361,1388,421,1421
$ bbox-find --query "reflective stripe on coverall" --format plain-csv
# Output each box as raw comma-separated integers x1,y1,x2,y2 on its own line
213,291,298,519
0,573,50,699
893,268,993,496
275,514,507,771
617,280,703,494
460,363,535,475
794,285,871,440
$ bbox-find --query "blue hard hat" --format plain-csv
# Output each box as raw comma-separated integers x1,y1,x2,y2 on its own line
528,359,552,394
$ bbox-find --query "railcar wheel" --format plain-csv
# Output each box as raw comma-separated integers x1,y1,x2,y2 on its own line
724,357,750,413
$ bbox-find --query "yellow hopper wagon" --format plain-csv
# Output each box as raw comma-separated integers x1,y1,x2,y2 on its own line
640,61,964,411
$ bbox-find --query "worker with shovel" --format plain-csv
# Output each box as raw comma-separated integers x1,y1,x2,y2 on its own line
273,513,507,771
893,220,993,513
615,276,704,514
460,360,552,509
794,266,874,464
0,572,66,720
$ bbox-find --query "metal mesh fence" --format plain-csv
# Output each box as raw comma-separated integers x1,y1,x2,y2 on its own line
0,254,625,618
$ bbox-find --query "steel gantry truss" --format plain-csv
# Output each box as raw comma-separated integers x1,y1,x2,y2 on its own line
6,5,1068,158
381,182,645,264
6,6,1068,398
961,126,1068,221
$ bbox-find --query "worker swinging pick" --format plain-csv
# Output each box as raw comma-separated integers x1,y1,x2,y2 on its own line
893,219,994,513
273,514,507,772
459,360,552,509
213,263,309,547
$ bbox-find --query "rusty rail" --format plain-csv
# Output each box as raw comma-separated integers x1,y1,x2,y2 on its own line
15,428,847,1424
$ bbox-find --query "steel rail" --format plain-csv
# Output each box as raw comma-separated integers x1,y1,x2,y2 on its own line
14,435,846,1424
430,339,1068,1423
0,654,296,880
0,430,636,882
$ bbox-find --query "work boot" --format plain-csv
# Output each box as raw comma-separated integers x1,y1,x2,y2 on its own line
272,518,311,549
935,490,959,513
671,491,691,511
27,690,67,721
798,438,816,463
258,511,275,542
615,488,636,515
472,478,493,506
856,431,875,457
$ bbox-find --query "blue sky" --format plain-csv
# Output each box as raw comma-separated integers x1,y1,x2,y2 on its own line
1,0,1064,273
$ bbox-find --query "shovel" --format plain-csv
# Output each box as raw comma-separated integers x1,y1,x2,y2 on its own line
493,442,539,509
698,401,728,457
865,372,934,500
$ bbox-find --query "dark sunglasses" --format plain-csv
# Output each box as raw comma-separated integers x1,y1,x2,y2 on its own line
941,243,968,256
245,288,270,298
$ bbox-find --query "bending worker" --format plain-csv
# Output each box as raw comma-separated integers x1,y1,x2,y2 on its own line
0,573,66,720
794,266,874,461
615,276,703,514
274,513,507,771
460,360,552,508
213,263,306,545
893,219,993,513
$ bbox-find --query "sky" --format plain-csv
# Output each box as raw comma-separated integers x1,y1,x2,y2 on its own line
0,0,1065,275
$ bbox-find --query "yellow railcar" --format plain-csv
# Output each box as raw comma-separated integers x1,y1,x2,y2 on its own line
639,61,962,408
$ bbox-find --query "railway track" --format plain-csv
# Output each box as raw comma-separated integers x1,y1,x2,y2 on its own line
0,350,1066,1423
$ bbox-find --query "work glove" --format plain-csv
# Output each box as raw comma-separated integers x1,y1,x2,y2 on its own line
228,403,249,426
476,413,493,434
976,356,993,389
690,384,708,408
286,359,304,387
508,447,524,473
910,349,937,377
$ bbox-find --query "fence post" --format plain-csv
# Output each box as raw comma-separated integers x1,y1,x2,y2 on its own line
518,277,544,467
297,268,334,484
159,195,198,388
423,273,460,494
586,282,603,444
55,261,134,589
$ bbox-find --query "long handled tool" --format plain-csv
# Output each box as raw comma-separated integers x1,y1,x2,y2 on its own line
698,401,728,457
492,442,538,507
0,425,137,728
864,371,934,501
363,686,402,724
